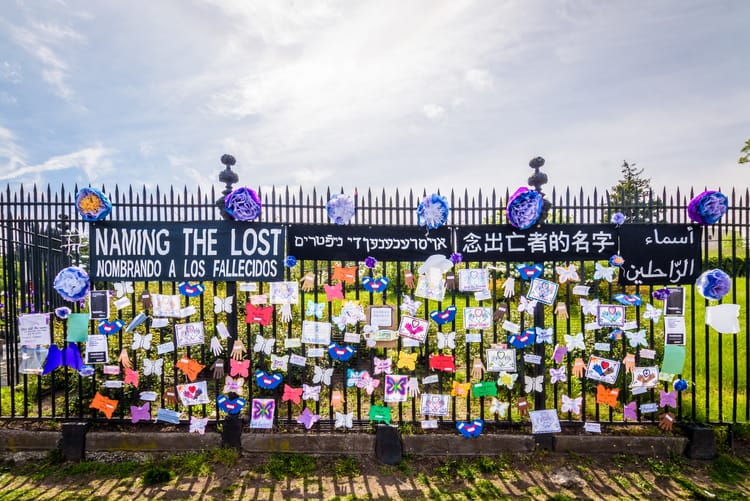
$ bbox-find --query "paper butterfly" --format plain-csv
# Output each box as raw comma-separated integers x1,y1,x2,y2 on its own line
130,402,150,423
397,351,418,371
346,369,363,387
356,372,380,395
362,276,390,293
593,262,616,282
624,329,648,348
564,332,585,352
131,332,152,351
324,283,344,301
451,381,472,397
561,394,582,415
282,384,303,404
190,416,208,435
535,327,554,345
213,296,233,314
178,282,205,297
331,315,348,331
580,298,600,316
297,408,321,429
430,306,457,326
489,398,510,418
124,367,139,387
254,370,283,390
643,303,662,322
614,293,642,307
328,343,355,362
313,366,334,386
302,384,321,401
556,264,579,283
518,296,538,314
230,358,251,377
90,392,118,419
524,374,544,393
623,401,637,420
270,354,289,372
114,281,134,298
549,366,567,384
334,411,354,429
332,265,358,284
253,335,275,355
596,384,619,407
517,263,544,280
437,331,456,350
456,419,484,438
250,398,272,419
224,376,245,395
373,356,393,375
400,295,422,316
143,358,163,377
245,304,273,325
497,371,518,389
98,319,125,335
660,390,677,408
306,300,325,319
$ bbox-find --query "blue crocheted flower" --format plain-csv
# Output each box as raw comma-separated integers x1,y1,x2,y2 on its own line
688,191,727,225
53,266,90,302
225,187,262,221
326,194,355,225
695,269,730,301
416,194,450,230
506,187,543,230
75,187,112,222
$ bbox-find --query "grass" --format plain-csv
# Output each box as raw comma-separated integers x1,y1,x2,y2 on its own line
261,453,318,480
333,456,361,478
710,453,750,484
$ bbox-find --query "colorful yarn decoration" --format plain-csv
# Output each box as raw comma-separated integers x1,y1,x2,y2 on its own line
75,187,112,222
688,191,728,225
695,269,731,301
326,194,356,225
225,187,262,221
53,266,90,302
416,194,450,230
506,187,543,230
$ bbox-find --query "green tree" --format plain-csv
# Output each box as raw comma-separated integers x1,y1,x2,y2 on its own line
608,160,664,223
739,139,750,164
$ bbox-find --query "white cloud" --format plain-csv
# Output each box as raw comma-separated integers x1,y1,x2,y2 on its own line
464,68,493,91
1,61,22,83
422,104,445,120
0,145,114,182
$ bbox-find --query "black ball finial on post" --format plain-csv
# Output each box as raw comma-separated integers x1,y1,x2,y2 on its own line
216,154,239,220
528,156,551,225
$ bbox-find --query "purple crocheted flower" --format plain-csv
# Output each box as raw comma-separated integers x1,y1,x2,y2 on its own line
225,187,262,221
673,379,688,392
326,194,356,225
610,212,625,225
285,256,297,268
75,187,112,222
688,191,728,225
450,252,463,265
695,269,731,301
53,266,90,302
652,288,671,301
364,256,378,269
506,187,543,230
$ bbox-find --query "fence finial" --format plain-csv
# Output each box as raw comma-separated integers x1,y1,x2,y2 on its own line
528,156,551,224
216,154,239,220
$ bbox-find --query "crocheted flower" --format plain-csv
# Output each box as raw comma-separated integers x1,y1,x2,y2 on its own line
695,269,731,301
673,379,688,392
225,187,262,221
285,256,297,268
506,187,543,230
688,191,728,225
610,212,625,226
416,194,450,230
450,252,463,265
326,194,355,225
652,288,671,301
53,266,90,302
364,256,378,269
609,254,625,267
75,188,112,222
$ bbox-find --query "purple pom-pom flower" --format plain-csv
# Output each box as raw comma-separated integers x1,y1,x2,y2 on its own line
225,187,262,221
695,269,731,301
611,212,625,226
53,266,90,302
673,379,688,392
75,187,112,222
652,288,671,301
688,191,728,225
364,256,378,269
450,252,463,265
506,187,543,230
285,255,297,268
416,194,450,230
326,194,356,225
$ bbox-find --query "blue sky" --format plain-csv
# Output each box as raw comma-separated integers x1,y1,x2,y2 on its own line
1,1,748,196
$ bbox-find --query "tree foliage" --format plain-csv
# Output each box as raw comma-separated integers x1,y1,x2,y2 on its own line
608,161,664,223
739,139,750,165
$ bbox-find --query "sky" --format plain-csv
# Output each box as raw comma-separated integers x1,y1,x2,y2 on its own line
1,0,749,198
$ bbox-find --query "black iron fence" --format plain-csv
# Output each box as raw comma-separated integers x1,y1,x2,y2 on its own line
0,182,747,430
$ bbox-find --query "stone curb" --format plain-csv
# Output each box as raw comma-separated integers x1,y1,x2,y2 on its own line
0,430,689,457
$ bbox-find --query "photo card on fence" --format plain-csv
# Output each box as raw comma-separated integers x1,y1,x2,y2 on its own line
585,355,621,385
269,281,299,305
486,348,517,372
250,398,275,428
367,305,397,330
420,393,451,417
530,409,562,434
177,381,209,406
175,321,205,347
457,268,489,292
398,315,429,343
526,278,559,306
463,307,493,330
89,290,110,320
664,287,685,315
597,304,626,327
18,313,51,346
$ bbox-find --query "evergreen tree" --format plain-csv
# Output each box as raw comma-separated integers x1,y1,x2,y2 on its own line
608,161,664,223
739,139,750,164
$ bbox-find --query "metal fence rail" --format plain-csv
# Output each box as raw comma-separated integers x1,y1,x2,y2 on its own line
0,182,747,429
